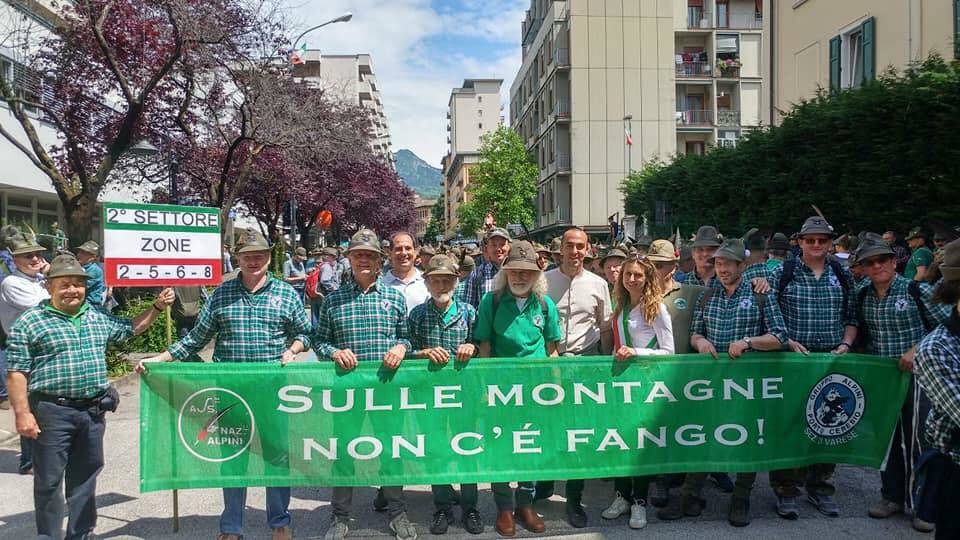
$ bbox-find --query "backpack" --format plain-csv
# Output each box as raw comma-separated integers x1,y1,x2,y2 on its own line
777,257,851,316
304,268,322,300
854,280,935,352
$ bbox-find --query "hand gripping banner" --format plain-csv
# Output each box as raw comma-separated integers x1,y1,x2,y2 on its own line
139,354,909,492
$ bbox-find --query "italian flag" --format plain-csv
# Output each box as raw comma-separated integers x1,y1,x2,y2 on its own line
290,43,307,65
625,125,633,146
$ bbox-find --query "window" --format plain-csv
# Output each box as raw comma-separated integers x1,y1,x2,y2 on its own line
716,0,729,28
830,17,875,90
478,109,483,117
687,0,704,27
685,141,706,155
478,123,483,129
478,95,482,103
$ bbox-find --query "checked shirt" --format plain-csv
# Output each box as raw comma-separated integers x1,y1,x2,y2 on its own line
168,275,311,363
407,298,477,354
684,270,720,289
691,279,787,352
915,309,960,466
770,259,857,351
7,303,133,398
462,259,499,308
858,275,951,358
314,278,411,362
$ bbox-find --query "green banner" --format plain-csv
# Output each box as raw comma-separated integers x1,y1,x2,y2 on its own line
139,354,909,492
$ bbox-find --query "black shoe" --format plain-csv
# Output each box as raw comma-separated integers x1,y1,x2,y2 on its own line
373,488,388,512
566,501,588,528
710,473,734,493
461,508,483,535
430,510,453,535
728,496,751,527
658,494,701,520
649,479,669,508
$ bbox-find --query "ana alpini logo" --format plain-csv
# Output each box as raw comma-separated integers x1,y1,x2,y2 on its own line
177,388,255,463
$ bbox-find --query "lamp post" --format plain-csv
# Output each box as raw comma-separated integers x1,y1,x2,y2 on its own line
290,12,353,54
126,139,179,204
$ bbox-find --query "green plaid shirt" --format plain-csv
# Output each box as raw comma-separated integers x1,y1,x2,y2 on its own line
770,259,857,351
743,262,770,282
858,275,951,358
691,279,788,352
915,310,960,465
314,277,411,362
168,275,311,363
407,298,476,355
7,302,133,398
684,270,720,289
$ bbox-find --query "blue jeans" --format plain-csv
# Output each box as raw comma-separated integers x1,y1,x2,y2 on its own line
220,487,291,534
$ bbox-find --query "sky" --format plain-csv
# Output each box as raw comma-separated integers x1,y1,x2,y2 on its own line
292,0,527,168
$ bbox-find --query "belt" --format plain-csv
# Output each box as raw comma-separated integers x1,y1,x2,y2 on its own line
32,392,102,409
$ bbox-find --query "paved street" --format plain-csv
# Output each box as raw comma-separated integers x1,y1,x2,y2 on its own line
0,373,930,539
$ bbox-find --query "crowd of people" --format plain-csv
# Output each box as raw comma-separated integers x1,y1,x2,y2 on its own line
5,216,960,540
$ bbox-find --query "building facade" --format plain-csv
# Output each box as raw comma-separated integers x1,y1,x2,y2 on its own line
441,79,503,239
510,0,768,238
769,0,957,124
294,52,395,168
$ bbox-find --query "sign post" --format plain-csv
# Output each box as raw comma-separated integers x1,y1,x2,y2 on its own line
103,202,223,532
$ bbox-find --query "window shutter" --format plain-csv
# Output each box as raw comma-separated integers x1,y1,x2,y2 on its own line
860,17,876,84
829,35,841,91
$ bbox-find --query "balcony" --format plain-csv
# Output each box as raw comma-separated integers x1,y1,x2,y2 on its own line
676,61,711,77
718,14,763,30
687,9,712,29
677,109,713,127
358,79,372,100
555,99,570,120
554,48,570,68
556,152,571,173
717,110,740,126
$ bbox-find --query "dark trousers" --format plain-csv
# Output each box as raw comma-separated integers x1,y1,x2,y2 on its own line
491,482,535,511
614,476,652,504
332,486,405,519
882,380,930,506
31,399,105,540
684,472,756,498
934,458,960,540
769,463,836,497
433,483,478,512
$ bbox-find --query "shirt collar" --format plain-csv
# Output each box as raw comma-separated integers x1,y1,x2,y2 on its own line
385,268,422,285
42,300,89,327
349,277,383,294
236,273,275,295
13,269,43,283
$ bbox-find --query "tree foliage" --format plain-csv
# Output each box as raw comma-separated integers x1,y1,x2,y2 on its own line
457,126,537,235
624,56,960,238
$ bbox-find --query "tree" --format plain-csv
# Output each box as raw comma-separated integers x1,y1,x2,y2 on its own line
623,56,960,238
457,126,537,235
424,194,446,242
0,0,267,243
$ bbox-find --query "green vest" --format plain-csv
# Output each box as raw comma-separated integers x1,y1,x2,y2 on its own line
663,283,706,354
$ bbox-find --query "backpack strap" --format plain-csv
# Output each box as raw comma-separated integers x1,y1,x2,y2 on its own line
753,291,766,329
776,258,797,307
826,258,851,317
907,281,935,331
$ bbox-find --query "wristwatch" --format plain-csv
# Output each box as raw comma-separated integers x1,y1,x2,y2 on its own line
743,337,753,351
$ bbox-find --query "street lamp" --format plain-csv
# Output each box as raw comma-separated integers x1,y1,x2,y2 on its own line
126,139,179,204
291,12,353,52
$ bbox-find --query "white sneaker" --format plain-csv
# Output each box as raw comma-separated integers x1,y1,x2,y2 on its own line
602,494,631,519
629,503,648,529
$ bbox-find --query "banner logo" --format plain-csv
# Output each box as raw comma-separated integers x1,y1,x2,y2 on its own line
177,387,256,462
805,373,865,445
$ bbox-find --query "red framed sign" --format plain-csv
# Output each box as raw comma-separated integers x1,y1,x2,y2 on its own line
103,202,222,287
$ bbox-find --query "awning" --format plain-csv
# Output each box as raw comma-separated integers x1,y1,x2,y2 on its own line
716,35,739,52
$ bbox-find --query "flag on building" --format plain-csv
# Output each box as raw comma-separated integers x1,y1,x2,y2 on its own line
290,43,307,65
625,125,633,146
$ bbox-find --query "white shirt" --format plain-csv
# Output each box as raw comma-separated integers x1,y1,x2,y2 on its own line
383,268,430,316
0,270,50,334
616,303,674,355
546,267,612,354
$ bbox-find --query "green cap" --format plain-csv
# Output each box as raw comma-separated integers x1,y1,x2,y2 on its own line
322,247,338,257
692,226,722,248
460,254,476,269
905,227,924,241
484,227,511,242
234,228,271,254
420,245,437,256
940,239,960,281
647,240,677,262
768,233,790,251
742,228,765,251
550,237,562,254
347,228,382,255
711,238,746,263
294,247,307,258
798,216,836,237
7,230,44,256
601,248,628,264
853,238,895,265
47,254,89,279
423,254,459,277
502,240,541,271
76,240,100,256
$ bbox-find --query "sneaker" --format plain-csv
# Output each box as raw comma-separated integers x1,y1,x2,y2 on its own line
807,493,840,517
374,488,388,512
649,479,669,508
868,499,903,519
566,501,588,528
710,473,735,493
429,510,453,535
912,517,935,533
324,519,349,540
390,513,418,540
461,508,483,535
601,494,631,519
628,503,647,529
728,496,751,527
776,496,800,520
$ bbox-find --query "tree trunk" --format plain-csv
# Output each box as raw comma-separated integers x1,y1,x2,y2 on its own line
65,193,98,247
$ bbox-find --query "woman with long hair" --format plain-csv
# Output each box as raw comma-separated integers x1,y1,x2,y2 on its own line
602,255,674,529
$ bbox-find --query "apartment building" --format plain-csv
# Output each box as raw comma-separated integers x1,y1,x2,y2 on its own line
510,0,768,238
413,196,436,242
441,79,503,239
294,52,396,168
769,0,958,124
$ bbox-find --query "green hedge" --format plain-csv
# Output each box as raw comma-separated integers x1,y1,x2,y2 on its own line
105,297,171,376
624,56,960,238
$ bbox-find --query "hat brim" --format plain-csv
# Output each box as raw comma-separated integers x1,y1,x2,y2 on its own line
710,251,744,263
346,245,382,255
424,269,458,277
502,261,541,272
854,247,895,265
485,233,510,242
941,265,960,281
11,245,46,255
47,270,90,279
646,254,677,262
691,240,722,248
798,230,837,238
234,245,272,254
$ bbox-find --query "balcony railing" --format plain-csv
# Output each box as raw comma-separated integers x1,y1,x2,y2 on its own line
687,9,713,28
676,61,711,77
554,47,570,67
717,110,740,126
555,99,570,118
716,66,740,78
557,152,571,172
677,109,714,126
718,14,763,29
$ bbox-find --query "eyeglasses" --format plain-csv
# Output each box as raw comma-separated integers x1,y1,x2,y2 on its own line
860,256,893,268
801,237,831,246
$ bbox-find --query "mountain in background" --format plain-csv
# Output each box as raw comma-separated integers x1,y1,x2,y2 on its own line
395,149,442,200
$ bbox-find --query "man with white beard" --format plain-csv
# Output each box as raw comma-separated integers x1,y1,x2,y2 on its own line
474,240,562,537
